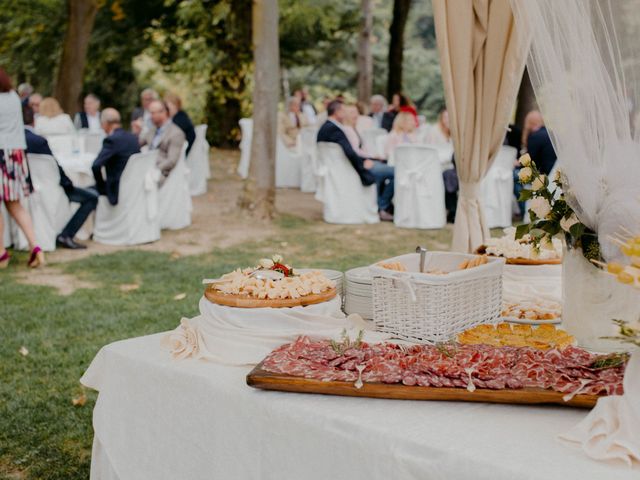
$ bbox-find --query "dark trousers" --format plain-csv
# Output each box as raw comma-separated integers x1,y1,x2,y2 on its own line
60,186,99,238
369,162,395,212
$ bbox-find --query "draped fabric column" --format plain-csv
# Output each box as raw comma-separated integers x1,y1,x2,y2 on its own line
433,0,530,252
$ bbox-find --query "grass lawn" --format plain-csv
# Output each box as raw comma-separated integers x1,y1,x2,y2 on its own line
0,212,455,479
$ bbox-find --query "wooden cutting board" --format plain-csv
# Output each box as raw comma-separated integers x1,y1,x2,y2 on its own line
205,287,337,308
504,257,562,266
247,363,599,408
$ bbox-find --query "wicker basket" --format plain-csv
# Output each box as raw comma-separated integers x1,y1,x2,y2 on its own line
371,252,505,343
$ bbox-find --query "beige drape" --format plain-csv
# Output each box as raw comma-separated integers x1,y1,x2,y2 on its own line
433,0,530,252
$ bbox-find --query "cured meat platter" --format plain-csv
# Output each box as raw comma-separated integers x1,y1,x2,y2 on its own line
246,363,599,408
205,287,336,308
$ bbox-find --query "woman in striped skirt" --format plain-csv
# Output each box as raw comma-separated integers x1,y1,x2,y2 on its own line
0,67,44,268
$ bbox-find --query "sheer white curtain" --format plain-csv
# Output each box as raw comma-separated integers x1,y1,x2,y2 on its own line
510,0,640,261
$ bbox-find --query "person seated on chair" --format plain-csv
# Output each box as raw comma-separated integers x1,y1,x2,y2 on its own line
23,105,98,249
383,112,419,160
278,96,309,149
317,100,395,221
34,97,75,135
164,92,195,155
92,108,140,206
139,100,186,185
369,94,387,129
74,93,102,132
131,88,159,137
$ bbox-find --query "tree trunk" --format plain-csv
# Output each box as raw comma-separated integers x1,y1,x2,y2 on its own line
357,0,373,104
515,67,538,129
387,0,412,100
238,0,279,220
54,0,99,114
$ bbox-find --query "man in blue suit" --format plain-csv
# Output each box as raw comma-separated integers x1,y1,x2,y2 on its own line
23,105,98,249
316,100,395,221
92,108,140,206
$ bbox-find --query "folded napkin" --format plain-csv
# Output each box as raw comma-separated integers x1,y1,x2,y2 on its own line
559,352,640,467
162,296,391,366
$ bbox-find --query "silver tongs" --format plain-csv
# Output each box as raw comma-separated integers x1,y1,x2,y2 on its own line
415,246,427,273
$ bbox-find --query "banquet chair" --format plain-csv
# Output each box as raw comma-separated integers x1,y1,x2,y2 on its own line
81,132,105,155
276,137,303,188
93,151,161,245
237,118,253,179
422,142,455,171
360,128,387,157
158,143,192,230
186,124,211,196
481,145,517,228
45,134,75,158
10,154,71,251
393,145,446,229
315,142,379,224
298,127,318,193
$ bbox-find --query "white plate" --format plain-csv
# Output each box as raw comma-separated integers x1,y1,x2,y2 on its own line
502,315,562,325
345,267,372,283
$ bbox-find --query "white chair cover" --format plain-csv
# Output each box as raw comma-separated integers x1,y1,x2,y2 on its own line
46,134,76,158
315,142,379,224
94,151,161,246
81,132,105,155
158,144,192,230
481,145,517,228
360,128,388,157
276,137,303,188
13,154,70,251
298,127,318,193
393,145,446,229
186,124,210,196
422,142,455,171
237,118,252,179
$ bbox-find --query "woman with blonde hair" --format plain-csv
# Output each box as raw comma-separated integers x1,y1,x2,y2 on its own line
34,97,75,135
0,68,44,267
383,111,418,159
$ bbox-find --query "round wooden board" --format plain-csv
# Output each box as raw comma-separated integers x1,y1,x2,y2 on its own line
504,257,561,265
204,287,337,308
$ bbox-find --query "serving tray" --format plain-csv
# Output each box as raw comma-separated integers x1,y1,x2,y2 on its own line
246,362,599,408
205,287,337,308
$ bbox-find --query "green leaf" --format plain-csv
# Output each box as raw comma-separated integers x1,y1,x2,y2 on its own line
515,223,530,240
569,222,585,240
518,189,533,202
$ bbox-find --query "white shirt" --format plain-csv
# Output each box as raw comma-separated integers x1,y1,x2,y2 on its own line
0,90,26,149
35,113,75,136
87,113,101,132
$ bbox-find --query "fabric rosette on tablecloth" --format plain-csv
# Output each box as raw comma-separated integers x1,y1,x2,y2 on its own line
162,296,391,366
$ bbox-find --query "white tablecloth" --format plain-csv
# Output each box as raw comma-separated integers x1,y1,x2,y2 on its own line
81,333,639,480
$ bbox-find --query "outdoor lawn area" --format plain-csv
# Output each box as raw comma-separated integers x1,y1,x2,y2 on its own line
0,150,453,480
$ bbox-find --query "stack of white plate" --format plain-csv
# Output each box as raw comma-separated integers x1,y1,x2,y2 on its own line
297,268,344,297
344,266,373,319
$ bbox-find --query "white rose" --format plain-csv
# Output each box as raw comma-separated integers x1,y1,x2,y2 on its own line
529,196,552,219
518,167,533,183
531,174,547,191
560,213,579,233
272,254,283,264
519,153,532,167
258,258,274,268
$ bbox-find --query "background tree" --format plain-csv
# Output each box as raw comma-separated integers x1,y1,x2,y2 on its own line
54,0,101,114
356,0,374,103
387,0,412,99
238,0,280,220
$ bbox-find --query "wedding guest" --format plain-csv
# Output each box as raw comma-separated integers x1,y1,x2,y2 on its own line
92,108,140,206
355,102,374,133
317,100,395,221
17,83,33,106
369,95,387,129
131,88,158,135
277,96,309,149
28,93,42,117
294,87,317,124
381,93,403,131
35,97,75,135
398,93,419,126
315,96,332,125
0,69,44,268
139,100,185,184
74,93,102,132
522,110,556,175
23,105,98,249
342,104,367,156
423,109,451,145
164,92,195,155
383,112,419,159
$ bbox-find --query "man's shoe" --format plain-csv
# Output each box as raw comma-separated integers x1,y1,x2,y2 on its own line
379,210,394,222
56,235,87,250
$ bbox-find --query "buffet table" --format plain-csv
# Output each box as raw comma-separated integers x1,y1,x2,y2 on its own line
82,331,639,480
